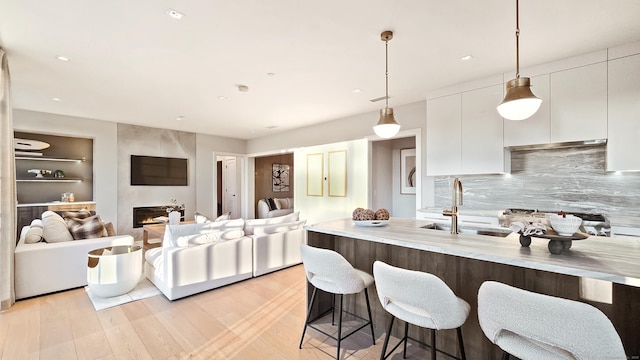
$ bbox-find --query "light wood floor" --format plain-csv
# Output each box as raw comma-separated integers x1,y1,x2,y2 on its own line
0,265,432,360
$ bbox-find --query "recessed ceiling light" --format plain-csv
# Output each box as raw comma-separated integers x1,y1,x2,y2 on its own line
166,9,184,19
56,56,70,62
217,96,227,100
52,97,61,101
176,116,185,121
267,72,276,77
351,89,362,93
460,55,473,61
238,85,249,92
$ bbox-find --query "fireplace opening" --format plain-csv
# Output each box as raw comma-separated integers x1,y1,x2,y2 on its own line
133,206,185,228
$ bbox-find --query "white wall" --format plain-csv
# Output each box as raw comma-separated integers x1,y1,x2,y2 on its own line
294,139,369,225
13,109,119,226
248,100,433,209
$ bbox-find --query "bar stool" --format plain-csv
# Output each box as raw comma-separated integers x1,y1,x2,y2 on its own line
298,244,376,359
373,261,469,360
477,281,627,360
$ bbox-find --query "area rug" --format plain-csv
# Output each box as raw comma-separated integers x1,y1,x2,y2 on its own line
85,277,162,311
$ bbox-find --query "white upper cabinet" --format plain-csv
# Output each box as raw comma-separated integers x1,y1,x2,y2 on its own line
461,85,509,174
426,94,461,176
426,85,509,176
550,62,608,142
503,74,551,147
607,54,640,171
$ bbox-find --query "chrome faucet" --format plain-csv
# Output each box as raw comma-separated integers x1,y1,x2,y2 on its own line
443,177,463,234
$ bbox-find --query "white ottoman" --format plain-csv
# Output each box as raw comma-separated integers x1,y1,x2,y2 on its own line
87,245,142,297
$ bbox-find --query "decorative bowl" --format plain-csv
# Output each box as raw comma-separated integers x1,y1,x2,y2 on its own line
548,214,582,236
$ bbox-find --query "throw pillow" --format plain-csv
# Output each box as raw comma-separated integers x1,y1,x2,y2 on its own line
67,215,105,240
175,229,245,247
252,220,307,236
103,222,116,237
244,212,300,235
42,211,73,243
214,212,231,222
25,219,44,244
194,212,211,224
62,208,92,219
275,198,290,210
266,198,277,211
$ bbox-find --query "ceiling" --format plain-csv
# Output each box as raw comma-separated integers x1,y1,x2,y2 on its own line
1,1,639,140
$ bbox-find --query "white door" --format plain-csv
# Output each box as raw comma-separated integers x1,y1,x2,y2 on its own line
224,157,240,219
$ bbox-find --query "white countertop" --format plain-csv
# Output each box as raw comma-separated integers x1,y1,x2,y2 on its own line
17,201,96,207
306,217,640,287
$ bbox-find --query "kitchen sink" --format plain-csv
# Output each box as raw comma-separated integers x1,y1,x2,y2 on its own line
421,223,513,238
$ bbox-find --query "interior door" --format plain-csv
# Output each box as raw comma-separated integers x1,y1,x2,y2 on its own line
224,157,240,219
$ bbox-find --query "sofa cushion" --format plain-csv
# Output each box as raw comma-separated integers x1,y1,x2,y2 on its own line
25,219,44,244
67,215,105,240
175,229,245,247
245,211,300,235
252,220,307,236
194,212,232,224
42,211,74,243
275,198,291,210
145,247,163,268
164,219,245,247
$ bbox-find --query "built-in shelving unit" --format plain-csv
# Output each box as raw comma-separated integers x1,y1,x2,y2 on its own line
17,178,82,183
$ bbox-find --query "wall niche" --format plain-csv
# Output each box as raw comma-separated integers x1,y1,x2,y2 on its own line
254,153,294,217
14,131,93,204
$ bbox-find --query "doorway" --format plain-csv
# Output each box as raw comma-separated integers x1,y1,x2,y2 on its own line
216,155,242,219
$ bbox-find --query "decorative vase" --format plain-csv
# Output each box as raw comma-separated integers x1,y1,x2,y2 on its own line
169,211,181,225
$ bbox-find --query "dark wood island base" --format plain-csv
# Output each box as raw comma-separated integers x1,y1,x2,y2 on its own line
307,219,640,359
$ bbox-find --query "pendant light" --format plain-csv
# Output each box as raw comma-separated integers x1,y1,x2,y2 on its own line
373,30,401,138
497,0,542,121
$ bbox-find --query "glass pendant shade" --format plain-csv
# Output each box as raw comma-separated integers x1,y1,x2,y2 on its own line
497,77,542,121
373,108,400,138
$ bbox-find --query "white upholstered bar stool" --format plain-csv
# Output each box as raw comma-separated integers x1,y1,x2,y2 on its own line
299,244,376,360
373,261,469,360
477,281,627,360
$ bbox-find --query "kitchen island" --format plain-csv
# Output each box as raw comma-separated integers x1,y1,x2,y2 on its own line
305,217,640,358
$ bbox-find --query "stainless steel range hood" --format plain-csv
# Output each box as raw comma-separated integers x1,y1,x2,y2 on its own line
506,139,607,151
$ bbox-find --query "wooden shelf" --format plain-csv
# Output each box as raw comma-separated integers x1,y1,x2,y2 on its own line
17,178,82,183
15,156,84,163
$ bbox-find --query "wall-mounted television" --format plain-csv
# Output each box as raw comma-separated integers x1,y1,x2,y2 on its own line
131,155,188,186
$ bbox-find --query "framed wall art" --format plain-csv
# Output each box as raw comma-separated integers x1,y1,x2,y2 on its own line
272,163,290,192
400,148,416,194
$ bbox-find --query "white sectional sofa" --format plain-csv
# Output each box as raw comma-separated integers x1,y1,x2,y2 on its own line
144,213,306,300
144,220,254,300
15,227,134,299
257,197,294,218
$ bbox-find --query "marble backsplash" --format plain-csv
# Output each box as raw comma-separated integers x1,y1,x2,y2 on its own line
434,145,640,217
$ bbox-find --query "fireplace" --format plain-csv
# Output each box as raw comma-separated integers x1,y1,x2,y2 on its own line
133,206,184,228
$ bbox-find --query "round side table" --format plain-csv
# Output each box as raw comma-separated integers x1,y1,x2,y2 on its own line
87,245,142,297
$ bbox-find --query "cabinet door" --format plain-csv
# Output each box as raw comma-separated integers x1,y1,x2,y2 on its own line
503,74,551,146
550,62,607,142
462,85,509,174
607,54,640,171
426,94,461,176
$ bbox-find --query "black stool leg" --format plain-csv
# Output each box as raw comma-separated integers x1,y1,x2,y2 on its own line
332,294,336,326
336,294,344,359
403,322,409,359
364,288,376,345
379,316,395,360
457,327,466,360
299,287,318,349
430,328,436,360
